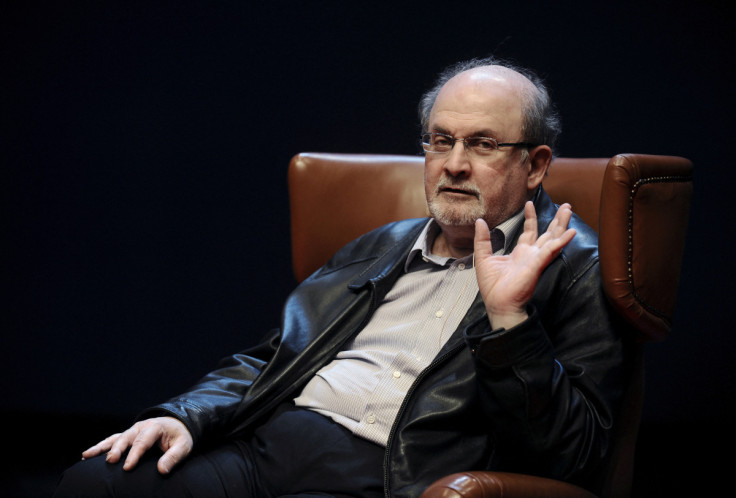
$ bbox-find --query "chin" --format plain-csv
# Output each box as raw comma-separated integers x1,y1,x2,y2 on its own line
428,202,483,227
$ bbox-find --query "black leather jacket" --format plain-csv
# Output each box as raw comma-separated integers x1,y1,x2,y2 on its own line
141,188,625,497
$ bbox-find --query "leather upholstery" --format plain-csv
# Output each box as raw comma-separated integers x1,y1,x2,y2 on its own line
287,152,693,497
597,154,693,341
288,153,426,283
418,471,597,498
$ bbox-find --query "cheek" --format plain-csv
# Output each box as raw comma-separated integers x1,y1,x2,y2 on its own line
480,169,527,209
423,161,441,195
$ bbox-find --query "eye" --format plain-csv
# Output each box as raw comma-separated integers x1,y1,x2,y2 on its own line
468,137,497,151
432,134,453,148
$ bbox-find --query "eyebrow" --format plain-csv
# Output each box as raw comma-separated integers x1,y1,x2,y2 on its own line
431,125,499,138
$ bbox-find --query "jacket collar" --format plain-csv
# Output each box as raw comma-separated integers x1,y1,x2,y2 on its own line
347,219,427,292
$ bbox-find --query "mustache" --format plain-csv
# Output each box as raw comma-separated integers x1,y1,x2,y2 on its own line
435,177,481,197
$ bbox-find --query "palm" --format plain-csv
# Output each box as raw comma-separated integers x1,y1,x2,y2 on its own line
474,202,576,329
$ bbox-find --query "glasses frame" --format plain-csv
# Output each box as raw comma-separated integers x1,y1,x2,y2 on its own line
421,132,537,156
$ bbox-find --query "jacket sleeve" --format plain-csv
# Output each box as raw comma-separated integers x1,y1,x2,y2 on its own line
135,327,282,445
464,258,626,485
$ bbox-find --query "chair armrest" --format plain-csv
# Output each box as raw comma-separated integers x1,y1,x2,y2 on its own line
420,471,598,498
598,153,693,341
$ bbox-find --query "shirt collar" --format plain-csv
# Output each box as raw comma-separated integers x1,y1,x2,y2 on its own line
405,220,451,271
405,209,526,272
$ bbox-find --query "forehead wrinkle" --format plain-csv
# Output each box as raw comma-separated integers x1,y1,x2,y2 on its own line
430,111,507,140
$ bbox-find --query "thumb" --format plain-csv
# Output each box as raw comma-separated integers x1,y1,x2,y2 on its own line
474,218,493,259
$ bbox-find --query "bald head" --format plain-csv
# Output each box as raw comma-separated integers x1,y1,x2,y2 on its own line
429,66,534,140
442,65,537,97
419,58,561,155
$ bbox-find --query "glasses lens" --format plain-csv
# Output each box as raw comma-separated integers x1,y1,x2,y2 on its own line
424,133,454,153
466,137,498,155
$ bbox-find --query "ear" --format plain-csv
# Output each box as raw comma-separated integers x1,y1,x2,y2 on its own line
526,145,552,190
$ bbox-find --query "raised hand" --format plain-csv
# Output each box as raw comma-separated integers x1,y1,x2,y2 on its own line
81,416,194,474
474,201,576,330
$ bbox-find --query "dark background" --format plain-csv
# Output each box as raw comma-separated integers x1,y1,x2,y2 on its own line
2,1,734,496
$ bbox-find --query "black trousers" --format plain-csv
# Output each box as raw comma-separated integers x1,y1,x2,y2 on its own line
53,403,385,497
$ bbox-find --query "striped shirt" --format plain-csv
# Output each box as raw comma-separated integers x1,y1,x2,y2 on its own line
293,212,524,446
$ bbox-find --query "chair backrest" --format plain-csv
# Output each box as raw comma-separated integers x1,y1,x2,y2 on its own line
288,152,693,498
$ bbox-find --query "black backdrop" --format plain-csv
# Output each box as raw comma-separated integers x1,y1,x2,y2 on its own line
3,1,734,495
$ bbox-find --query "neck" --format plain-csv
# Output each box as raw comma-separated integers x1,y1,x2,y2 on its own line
431,225,474,259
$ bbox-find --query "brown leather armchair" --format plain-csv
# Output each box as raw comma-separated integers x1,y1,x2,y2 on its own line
288,152,693,498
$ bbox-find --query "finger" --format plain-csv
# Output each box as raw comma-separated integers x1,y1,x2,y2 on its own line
561,227,576,245
157,439,191,475
473,218,494,259
552,203,573,235
105,429,138,464
81,433,120,459
542,228,577,260
122,424,162,471
542,203,570,235
518,201,538,245
536,203,574,247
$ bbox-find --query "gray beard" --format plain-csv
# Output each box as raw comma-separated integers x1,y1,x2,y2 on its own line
427,196,486,226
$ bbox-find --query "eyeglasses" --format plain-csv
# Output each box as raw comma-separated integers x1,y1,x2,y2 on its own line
421,132,537,157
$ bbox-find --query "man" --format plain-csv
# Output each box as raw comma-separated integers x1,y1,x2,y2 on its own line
54,57,625,497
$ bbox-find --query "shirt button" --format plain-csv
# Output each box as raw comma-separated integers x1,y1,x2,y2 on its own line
458,263,466,270
435,310,444,318
366,413,376,424
393,370,401,378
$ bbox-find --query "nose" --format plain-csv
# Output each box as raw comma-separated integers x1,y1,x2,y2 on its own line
443,138,471,177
